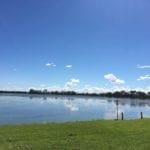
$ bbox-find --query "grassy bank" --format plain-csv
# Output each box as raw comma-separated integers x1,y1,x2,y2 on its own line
0,120,150,150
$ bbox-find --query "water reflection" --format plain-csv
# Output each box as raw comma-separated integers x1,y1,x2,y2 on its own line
0,94,150,124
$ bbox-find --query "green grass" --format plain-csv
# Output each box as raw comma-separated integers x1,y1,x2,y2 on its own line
0,119,150,150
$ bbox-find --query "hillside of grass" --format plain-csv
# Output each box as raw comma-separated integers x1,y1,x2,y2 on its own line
0,119,150,150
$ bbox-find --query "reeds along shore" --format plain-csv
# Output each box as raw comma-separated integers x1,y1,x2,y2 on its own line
0,89,150,99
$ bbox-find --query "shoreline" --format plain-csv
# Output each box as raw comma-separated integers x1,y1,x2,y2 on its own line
0,90,150,100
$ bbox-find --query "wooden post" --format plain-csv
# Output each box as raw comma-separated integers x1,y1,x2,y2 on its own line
141,112,143,120
116,100,119,120
121,112,124,120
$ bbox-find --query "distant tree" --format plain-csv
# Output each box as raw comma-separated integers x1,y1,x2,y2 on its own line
136,91,146,99
43,89,48,94
29,89,42,94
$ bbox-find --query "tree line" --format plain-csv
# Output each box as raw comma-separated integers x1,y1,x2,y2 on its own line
0,89,150,99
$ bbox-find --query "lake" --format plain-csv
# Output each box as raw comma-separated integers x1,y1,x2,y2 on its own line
0,94,150,124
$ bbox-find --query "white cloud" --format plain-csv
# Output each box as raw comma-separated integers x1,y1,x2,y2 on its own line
65,65,72,68
137,65,150,69
2,85,25,91
45,63,56,67
64,78,80,90
27,79,80,92
80,85,109,94
104,73,125,84
79,85,132,94
137,75,150,81
28,85,62,92
71,79,80,83
46,86,62,91
25,84,150,94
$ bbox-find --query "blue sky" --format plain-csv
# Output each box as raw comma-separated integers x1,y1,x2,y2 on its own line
0,0,150,92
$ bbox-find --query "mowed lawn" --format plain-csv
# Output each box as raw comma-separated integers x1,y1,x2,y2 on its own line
0,119,150,150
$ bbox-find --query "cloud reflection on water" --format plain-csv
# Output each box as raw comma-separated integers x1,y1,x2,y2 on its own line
0,94,150,124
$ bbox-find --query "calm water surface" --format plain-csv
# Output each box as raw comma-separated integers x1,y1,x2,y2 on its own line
0,94,150,124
